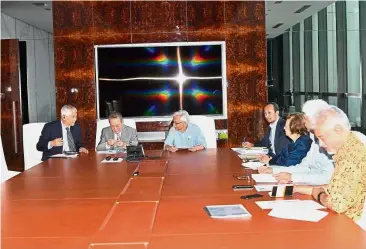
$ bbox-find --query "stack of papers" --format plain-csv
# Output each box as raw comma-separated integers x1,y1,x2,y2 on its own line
232,147,268,155
259,200,328,222
251,174,277,183
242,162,265,170
203,204,251,218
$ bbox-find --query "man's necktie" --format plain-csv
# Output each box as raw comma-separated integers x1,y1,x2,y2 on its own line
66,127,76,151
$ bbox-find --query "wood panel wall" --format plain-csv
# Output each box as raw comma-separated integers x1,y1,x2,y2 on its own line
53,1,267,150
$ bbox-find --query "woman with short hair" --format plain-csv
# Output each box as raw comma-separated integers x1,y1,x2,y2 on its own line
259,113,312,166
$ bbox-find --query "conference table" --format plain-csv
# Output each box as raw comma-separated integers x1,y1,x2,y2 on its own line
1,149,365,249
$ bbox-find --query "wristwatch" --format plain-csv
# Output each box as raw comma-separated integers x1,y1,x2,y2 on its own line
317,191,326,203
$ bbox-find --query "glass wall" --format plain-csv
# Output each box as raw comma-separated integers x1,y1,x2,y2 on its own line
282,0,364,128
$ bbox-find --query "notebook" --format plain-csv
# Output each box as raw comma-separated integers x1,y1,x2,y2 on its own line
203,204,251,218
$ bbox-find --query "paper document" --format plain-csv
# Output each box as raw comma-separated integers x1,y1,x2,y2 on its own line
101,158,123,163
50,154,78,158
251,174,277,183
256,199,301,209
268,201,328,222
254,184,276,192
242,162,265,170
232,148,267,155
203,204,251,218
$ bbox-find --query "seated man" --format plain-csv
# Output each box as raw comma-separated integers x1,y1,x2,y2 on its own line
295,106,366,231
96,112,138,151
243,102,290,157
164,110,206,152
36,105,88,161
258,113,312,166
258,100,334,185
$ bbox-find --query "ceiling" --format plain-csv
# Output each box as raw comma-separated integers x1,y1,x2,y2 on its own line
265,0,335,38
1,1,53,33
1,1,335,38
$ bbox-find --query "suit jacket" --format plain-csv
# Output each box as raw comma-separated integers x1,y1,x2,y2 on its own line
96,125,138,151
255,117,291,156
36,120,83,161
270,134,312,166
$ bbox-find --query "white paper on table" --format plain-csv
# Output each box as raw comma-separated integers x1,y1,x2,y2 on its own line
254,184,276,192
256,199,301,209
50,154,78,158
251,174,277,183
268,201,328,222
232,148,267,155
242,162,265,170
101,158,123,163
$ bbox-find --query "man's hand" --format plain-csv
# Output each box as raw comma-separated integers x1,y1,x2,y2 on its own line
258,154,271,163
274,172,292,184
165,145,178,152
242,142,254,148
294,185,314,195
189,145,204,152
79,147,89,154
258,166,273,174
115,140,127,148
311,187,325,200
51,138,63,147
107,139,116,146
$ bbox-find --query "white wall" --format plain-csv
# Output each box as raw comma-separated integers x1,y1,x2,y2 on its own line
1,12,56,122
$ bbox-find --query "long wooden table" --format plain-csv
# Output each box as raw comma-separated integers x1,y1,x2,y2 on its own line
2,149,365,249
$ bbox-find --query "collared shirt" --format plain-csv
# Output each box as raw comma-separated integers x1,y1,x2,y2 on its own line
48,121,71,151
61,121,70,151
325,131,366,231
164,123,207,148
271,133,334,185
105,131,122,150
269,117,279,154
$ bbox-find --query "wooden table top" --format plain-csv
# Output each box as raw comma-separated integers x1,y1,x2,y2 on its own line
2,149,365,249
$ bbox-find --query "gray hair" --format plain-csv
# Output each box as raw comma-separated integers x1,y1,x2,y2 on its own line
173,110,190,124
302,99,329,122
60,105,76,117
108,111,123,122
315,105,351,131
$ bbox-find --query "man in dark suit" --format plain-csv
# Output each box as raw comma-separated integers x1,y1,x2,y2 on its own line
36,105,89,161
243,102,290,156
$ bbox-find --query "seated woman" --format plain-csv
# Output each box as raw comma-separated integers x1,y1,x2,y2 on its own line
258,113,312,166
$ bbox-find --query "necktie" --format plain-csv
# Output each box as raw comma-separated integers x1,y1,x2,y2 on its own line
66,127,76,151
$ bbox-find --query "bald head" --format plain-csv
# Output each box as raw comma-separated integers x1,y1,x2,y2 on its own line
314,106,351,154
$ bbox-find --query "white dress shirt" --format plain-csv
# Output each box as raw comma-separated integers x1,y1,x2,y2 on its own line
271,133,334,185
48,121,71,151
105,131,122,150
269,118,279,154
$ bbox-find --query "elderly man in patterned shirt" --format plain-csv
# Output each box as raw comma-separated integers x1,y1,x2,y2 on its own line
295,106,366,231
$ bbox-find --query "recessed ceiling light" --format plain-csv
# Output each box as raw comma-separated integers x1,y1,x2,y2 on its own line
272,23,284,29
294,5,311,14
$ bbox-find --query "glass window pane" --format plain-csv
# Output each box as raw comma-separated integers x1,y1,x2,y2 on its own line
348,97,361,127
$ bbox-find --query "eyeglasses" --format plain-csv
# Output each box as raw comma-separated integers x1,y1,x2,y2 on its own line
173,121,185,126
106,156,119,161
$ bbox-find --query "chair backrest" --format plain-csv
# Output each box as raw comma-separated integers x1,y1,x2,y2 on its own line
23,123,46,170
1,136,20,183
189,116,217,149
95,118,136,149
